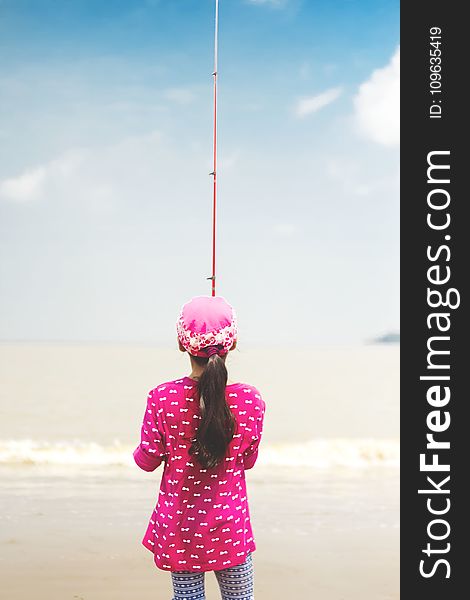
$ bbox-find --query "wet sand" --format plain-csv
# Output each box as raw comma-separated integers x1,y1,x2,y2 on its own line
0,464,399,600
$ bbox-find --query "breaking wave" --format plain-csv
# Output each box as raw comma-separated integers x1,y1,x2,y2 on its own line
0,438,399,469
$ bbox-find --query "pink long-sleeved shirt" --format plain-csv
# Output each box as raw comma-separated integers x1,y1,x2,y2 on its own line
133,376,266,572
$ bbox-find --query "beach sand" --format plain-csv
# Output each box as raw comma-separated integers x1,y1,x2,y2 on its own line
0,464,399,600
1,534,398,600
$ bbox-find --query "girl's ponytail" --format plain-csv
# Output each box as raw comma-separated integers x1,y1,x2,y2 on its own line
189,352,235,469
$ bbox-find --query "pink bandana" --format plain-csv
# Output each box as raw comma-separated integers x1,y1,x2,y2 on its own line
176,295,237,357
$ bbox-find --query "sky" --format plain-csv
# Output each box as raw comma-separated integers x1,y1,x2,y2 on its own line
0,0,399,346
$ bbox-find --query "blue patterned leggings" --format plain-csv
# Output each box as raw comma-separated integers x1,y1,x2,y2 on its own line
171,552,254,600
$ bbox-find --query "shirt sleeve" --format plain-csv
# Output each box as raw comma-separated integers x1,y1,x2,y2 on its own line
243,395,266,470
133,389,167,472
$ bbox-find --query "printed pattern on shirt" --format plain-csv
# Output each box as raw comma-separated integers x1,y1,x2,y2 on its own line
133,376,266,572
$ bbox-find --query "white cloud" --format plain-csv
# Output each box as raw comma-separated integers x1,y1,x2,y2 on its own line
164,87,195,105
0,166,47,202
0,153,83,203
353,47,400,146
295,87,342,118
0,130,207,215
0,133,160,206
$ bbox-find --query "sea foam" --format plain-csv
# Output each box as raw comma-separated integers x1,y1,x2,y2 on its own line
0,438,399,469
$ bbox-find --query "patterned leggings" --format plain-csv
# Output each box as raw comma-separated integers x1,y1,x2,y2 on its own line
171,552,254,600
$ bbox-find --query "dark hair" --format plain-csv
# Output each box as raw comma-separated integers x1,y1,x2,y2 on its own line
189,350,235,469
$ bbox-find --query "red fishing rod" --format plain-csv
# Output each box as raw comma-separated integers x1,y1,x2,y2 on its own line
208,0,219,297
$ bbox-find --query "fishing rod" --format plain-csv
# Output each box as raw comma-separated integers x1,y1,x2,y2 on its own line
207,0,219,297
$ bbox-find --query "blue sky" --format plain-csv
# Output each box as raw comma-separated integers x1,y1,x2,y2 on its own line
0,0,399,346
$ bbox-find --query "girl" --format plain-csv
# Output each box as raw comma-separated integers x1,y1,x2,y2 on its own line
133,295,266,600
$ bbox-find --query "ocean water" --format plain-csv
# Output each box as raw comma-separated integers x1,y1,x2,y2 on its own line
0,343,399,471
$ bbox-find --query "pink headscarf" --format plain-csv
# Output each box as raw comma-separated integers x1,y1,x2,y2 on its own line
176,295,237,357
